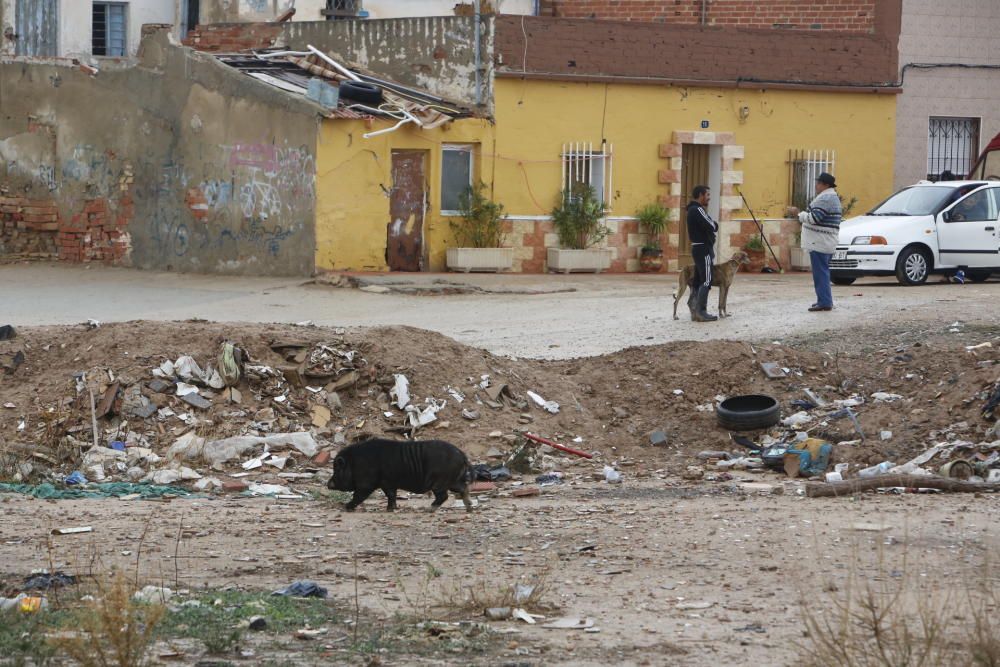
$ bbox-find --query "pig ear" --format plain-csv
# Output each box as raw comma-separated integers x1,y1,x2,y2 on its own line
334,456,345,468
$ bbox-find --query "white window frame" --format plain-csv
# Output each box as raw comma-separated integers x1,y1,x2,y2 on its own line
788,148,835,211
440,144,475,216
561,141,613,207
92,1,128,57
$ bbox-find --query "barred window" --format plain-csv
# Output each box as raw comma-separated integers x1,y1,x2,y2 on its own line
928,117,980,181
562,142,613,205
789,149,835,210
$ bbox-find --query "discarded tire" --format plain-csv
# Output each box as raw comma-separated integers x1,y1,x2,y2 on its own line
339,81,383,105
716,395,780,431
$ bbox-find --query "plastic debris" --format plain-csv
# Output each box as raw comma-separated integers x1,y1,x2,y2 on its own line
272,581,328,598
390,374,411,409
526,390,560,414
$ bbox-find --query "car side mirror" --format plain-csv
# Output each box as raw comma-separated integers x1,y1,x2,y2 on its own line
942,210,952,222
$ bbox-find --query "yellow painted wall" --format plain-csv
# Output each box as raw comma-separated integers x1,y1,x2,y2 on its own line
315,116,495,272
315,79,896,272
491,78,896,219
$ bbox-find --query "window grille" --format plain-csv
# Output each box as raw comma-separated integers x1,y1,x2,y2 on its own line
928,117,979,180
561,142,613,205
789,149,835,210
93,3,127,57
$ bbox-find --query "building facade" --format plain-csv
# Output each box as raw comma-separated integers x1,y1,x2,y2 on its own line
893,0,1000,187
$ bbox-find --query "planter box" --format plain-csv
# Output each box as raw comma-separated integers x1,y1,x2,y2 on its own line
790,247,812,271
446,247,514,273
546,248,613,274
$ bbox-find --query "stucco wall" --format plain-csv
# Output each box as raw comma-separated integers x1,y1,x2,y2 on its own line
0,0,176,57
894,0,1000,187
198,0,328,23
0,28,320,275
314,78,895,273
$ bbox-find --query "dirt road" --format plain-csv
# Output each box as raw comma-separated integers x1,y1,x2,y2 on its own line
2,263,997,359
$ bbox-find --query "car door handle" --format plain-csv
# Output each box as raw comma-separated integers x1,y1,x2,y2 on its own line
987,226,996,231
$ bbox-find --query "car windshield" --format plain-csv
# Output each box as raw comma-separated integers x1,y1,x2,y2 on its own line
869,186,958,216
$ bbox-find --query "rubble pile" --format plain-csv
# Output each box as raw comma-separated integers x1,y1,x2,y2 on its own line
0,320,997,497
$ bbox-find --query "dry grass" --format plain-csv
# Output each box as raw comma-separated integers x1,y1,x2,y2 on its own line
799,546,1000,667
51,572,165,667
432,569,553,618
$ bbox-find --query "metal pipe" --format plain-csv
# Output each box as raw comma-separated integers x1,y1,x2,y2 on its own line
363,118,416,139
701,0,707,25
473,0,482,107
307,44,361,81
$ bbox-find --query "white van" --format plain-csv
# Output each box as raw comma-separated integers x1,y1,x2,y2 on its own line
830,181,1000,285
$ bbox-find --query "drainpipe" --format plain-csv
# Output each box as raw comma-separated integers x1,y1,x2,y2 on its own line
701,0,707,25
474,0,482,107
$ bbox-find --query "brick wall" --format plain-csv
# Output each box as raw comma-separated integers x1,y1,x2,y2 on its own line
496,16,899,87
540,0,877,32
182,23,283,52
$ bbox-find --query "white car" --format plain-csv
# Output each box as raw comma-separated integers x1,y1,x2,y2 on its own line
831,181,1000,285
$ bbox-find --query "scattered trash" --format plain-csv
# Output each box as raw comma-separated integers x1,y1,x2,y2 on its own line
858,461,895,478
603,466,622,484
23,572,77,591
0,324,15,340
133,585,173,604
0,594,47,614
649,430,668,447
675,601,714,610
541,617,595,630
64,471,87,485
390,374,411,409
760,362,787,379
782,412,812,428
272,581,328,598
526,390,559,414
536,473,564,486
524,433,593,459
51,526,93,535
871,392,904,402
248,616,268,631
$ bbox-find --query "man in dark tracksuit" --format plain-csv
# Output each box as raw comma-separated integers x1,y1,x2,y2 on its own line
685,185,718,322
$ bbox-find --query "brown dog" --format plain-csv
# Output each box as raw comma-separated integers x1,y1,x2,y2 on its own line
672,251,751,320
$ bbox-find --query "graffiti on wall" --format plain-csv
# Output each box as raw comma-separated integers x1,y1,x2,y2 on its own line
143,141,314,263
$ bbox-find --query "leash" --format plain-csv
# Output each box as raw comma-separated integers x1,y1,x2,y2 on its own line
737,187,784,273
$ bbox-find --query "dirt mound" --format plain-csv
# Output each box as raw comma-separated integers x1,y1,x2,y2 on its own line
1,321,998,486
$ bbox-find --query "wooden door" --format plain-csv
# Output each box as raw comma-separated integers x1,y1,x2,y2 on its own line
679,144,710,268
387,150,427,271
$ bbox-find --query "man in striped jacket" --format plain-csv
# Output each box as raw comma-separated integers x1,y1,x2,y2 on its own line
796,172,842,312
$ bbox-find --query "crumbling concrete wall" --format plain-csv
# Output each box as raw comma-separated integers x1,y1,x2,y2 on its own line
282,17,494,112
0,28,320,275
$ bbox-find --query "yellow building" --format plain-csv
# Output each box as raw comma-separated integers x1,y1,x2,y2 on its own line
311,16,901,273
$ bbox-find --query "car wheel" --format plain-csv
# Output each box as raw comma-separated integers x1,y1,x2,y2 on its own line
831,277,856,286
967,270,992,283
895,247,930,285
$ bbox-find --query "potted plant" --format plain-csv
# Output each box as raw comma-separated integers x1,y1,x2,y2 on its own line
789,231,811,271
635,202,669,273
446,182,512,273
744,233,766,273
547,184,613,273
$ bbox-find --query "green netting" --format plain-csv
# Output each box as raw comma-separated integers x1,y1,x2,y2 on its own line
0,482,192,499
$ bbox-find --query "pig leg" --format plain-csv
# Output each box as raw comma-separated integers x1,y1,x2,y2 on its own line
430,490,449,511
450,483,473,513
383,488,398,511
344,487,376,511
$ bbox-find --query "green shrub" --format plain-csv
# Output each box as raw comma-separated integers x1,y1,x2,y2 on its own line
551,184,609,250
449,182,506,248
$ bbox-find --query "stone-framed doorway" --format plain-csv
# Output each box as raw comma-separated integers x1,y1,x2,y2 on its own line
657,131,744,271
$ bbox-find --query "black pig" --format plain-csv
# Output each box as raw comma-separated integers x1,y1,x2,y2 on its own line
328,438,473,512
